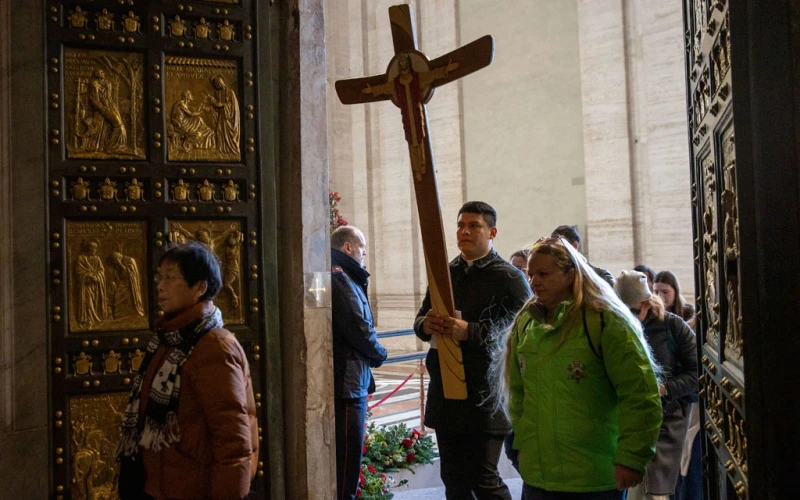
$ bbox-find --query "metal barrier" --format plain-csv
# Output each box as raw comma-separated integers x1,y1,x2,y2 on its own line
374,329,428,431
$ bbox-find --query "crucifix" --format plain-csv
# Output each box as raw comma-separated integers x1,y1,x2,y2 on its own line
335,5,494,400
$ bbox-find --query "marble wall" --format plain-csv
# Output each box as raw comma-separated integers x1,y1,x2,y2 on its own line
0,0,49,497
327,0,695,332
460,0,588,260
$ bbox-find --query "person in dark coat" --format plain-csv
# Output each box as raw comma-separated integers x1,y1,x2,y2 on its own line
331,226,388,500
552,224,616,287
415,201,532,499
615,271,699,500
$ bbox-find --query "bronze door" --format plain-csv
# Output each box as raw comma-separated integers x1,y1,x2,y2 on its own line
45,1,271,498
684,1,746,498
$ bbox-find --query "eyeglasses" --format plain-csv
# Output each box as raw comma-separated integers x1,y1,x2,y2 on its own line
154,274,183,284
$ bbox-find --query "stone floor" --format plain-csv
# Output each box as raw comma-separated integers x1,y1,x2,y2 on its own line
388,453,521,498
392,477,524,499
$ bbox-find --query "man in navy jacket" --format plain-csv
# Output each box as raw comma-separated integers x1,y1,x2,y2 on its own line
331,226,388,500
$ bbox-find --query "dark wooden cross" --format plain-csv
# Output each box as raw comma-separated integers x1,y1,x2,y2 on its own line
335,5,494,400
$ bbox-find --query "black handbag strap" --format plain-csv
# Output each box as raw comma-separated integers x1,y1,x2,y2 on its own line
582,306,605,360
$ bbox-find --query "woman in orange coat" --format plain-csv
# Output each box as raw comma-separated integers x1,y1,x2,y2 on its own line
117,242,258,499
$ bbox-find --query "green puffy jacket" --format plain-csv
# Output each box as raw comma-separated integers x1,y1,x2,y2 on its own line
509,301,662,492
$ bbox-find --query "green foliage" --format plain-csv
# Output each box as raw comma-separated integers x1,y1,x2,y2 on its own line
358,421,437,499
329,189,348,234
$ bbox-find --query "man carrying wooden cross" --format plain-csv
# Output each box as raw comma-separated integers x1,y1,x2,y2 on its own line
415,201,531,498
335,4,529,497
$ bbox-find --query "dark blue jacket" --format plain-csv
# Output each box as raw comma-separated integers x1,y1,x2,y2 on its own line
331,248,388,399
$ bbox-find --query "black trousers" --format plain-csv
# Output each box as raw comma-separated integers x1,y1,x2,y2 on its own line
335,397,367,500
522,484,623,500
436,430,512,500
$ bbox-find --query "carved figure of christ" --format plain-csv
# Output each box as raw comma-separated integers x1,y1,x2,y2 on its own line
335,4,494,399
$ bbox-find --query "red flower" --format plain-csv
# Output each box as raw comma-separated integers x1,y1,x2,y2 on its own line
406,452,415,463
356,488,362,498
411,429,422,439
362,444,367,455
360,474,366,486
367,465,376,474
402,438,413,449
380,473,387,481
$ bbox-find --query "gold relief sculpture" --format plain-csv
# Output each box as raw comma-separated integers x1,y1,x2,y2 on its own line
712,16,731,89
95,9,115,31
725,274,743,359
722,134,739,262
67,221,149,333
170,15,187,37
107,252,146,322
703,374,724,428
69,393,128,500
99,178,119,201
170,91,217,153
197,180,216,201
725,401,748,472
694,0,707,40
73,352,93,376
125,178,144,201
218,20,235,41
102,350,121,374
129,349,145,372
171,179,191,201
122,11,140,34
165,57,241,162
222,180,241,202
65,49,145,160
702,155,720,345
221,231,244,309
69,6,88,29
71,177,92,201
168,220,244,323
695,70,710,124
195,18,211,39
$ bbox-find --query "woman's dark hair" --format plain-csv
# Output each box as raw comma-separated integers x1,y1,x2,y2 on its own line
551,225,581,248
159,242,223,301
510,249,529,261
654,270,690,318
634,264,656,283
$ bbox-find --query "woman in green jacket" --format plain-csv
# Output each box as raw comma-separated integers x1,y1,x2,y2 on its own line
502,237,662,499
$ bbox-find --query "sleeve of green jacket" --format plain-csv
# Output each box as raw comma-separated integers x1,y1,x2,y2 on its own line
507,311,528,435
601,312,662,473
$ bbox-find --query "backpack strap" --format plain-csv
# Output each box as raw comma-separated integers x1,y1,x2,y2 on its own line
582,306,605,360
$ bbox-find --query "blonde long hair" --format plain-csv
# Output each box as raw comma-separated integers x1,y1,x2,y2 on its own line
487,237,659,415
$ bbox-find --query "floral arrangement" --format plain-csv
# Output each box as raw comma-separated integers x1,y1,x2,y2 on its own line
358,421,437,499
329,189,348,233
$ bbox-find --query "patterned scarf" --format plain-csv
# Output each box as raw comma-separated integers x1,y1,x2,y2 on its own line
117,306,224,457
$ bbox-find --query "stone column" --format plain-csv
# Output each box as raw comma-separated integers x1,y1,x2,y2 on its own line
279,1,337,498
0,0,49,497
577,0,636,272
622,0,694,294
